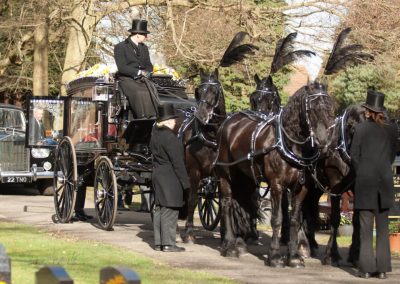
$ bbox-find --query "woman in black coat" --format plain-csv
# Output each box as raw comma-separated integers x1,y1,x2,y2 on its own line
114,19,157,118
150,104,190,252
350,90,398,279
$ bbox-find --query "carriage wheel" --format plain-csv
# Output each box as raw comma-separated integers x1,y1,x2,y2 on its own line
94,157,118,231
198,176,221,231
53,136,77,223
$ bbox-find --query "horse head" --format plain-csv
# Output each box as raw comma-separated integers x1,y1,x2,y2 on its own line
250,74,281,113
194,68,225,124
302,81,335,153
284,80,335,155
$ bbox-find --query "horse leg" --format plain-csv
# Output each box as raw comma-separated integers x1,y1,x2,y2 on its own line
181,174,200,244
219,177,239,258
280,189,290,245
323,195,341,266
267,183,285,267
287,185,307,268
300,187,321,258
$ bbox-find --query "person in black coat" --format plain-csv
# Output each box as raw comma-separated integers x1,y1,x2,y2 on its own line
150,103,190,252
350,90,399,279
114,19,158,119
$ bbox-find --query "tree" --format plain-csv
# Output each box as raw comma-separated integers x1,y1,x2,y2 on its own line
328,0,400,118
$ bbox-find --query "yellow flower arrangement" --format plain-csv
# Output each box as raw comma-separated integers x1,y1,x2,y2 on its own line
75,64,117,82
153,64,180,80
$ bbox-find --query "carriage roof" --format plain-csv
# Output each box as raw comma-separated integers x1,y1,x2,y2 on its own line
65,74,191,102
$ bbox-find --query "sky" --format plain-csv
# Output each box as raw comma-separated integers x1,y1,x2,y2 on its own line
284,0,346,79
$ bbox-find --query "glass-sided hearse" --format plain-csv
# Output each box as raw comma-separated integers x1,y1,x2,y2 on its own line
31,74,197,229
0,103,54,194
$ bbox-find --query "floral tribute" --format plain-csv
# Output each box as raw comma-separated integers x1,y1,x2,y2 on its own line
340,211,353,225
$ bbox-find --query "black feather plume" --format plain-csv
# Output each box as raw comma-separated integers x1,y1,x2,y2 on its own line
219,32,259,67
270,32,315,74
324,28,374,75
325,53,374,75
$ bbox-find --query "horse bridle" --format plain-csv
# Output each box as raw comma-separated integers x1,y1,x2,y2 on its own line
198,81,222,107
252,88,280,110
303,92,332,148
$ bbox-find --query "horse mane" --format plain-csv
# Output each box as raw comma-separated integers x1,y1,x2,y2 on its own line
282,82,334,141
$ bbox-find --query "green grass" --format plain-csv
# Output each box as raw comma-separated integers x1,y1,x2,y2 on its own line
0,222,237,284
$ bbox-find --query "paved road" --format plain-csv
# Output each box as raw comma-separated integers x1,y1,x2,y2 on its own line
0,185,399,283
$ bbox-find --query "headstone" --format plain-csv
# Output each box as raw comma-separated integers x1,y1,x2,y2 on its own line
35,266,73,284
100,266,141,284
0,244,11,284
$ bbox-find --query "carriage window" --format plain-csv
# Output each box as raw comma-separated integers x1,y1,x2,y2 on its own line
28,99,64,146
69,99,100,149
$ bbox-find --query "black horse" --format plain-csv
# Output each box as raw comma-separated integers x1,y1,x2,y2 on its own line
301,104,366,265
214,81,335,267
173,32,258,243
249,75,281,114
173,68,226,242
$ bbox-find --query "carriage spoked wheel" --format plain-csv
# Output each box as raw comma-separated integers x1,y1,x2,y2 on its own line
94,156,118,231
53,136,77,223
197,175,221,231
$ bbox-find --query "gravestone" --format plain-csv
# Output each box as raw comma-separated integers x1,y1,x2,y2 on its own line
35,266,73,284
100,266,141,284
0,244,11,284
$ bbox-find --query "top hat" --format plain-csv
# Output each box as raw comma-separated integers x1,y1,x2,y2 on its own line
128,19,150,34
157,104,178,122
362,90,385,113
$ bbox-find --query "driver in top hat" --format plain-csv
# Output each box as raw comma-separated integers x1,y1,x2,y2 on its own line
114,19,158,119
350,89,399,279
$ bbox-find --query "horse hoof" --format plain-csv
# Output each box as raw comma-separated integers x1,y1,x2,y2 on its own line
287,258,305,268
322,255,341,266
298,245,310,259
237,245,247,256
182,235,195,244
185,239,195,245
221,248,239,258
267,255,285,268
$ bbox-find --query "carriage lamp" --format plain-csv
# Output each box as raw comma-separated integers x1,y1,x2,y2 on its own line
93,85,109,101
31,148,50,158
43,161,52,171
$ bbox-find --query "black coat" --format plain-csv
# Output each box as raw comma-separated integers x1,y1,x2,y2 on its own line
114,38,153,79
114,38,157,118
150,125,190,207
350,120,398,210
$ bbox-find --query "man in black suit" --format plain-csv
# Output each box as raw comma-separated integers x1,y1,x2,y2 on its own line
351,90,399,279
29,107,45,144
150,104,190,252
114,19,158,119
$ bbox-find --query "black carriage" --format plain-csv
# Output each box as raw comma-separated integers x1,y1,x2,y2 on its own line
31,74,220,230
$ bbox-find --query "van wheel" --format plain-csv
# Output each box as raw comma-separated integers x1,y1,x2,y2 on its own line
38,180,54,196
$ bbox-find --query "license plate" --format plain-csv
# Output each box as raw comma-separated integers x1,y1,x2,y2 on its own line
2,176,32,183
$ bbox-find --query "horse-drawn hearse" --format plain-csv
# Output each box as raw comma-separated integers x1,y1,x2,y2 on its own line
28,73,223,231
